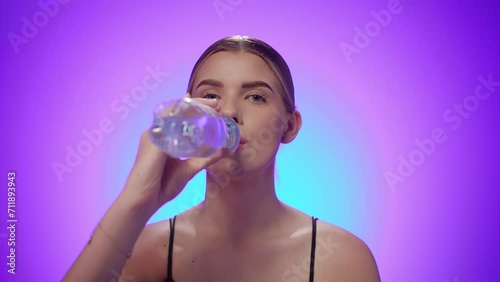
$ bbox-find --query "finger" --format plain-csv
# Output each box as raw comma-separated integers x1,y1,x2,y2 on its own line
126,130,169,188
185,148,232,174
204,148,232,167
134,130,168,173
190,97,220,111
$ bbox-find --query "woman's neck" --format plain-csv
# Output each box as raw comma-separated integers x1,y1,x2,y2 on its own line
194,165,288,244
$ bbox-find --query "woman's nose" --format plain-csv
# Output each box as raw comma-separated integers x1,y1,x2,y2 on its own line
220,100,240,124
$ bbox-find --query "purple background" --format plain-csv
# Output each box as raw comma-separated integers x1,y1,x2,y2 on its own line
1,0,499,281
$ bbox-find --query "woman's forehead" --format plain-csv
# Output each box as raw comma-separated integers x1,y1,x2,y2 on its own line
193,51,280,87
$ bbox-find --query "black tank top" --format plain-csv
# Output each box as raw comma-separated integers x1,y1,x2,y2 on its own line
165,216,319,282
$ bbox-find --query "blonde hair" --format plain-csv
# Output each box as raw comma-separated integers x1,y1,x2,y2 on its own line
187,35,295,114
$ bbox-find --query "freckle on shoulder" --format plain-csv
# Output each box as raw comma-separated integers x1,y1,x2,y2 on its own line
137,220,170,248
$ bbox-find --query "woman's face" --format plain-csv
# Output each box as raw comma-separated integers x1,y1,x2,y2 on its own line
191,51,295,177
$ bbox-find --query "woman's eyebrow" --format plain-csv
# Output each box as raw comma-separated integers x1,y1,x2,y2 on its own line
196,79,223,90
241,81,274,93
195,79,274,94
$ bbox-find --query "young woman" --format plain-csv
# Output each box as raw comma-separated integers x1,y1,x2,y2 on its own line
63,35,380,282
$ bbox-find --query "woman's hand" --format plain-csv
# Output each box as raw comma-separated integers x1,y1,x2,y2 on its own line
118,95,230,216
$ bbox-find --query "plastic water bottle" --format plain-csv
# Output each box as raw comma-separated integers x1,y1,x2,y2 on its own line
148,97,240,158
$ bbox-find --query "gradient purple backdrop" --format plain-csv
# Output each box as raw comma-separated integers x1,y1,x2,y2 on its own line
1,0,499,281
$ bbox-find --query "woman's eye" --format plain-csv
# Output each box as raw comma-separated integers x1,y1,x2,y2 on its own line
249,94,266,103
202,93,218,100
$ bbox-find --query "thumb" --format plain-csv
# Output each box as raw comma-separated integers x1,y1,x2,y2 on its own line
184,148,232,175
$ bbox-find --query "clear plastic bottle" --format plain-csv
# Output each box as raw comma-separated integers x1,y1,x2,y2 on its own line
148,97,240,158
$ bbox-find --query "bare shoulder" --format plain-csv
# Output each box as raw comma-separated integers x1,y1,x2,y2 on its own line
121,219,171,281
314,220,380,282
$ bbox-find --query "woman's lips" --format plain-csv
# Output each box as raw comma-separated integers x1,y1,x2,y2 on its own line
238,138,247,148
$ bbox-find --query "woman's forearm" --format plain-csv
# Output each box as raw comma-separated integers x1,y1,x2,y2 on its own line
62,126,226,281
62,194,152,282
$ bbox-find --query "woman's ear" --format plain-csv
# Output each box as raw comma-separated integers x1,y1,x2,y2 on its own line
281,110,302,144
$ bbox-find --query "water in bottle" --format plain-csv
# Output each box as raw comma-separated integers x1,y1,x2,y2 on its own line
149,98,240,158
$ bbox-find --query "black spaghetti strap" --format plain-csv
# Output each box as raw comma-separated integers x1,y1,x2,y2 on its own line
309,216,318,282
165,215,177,282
